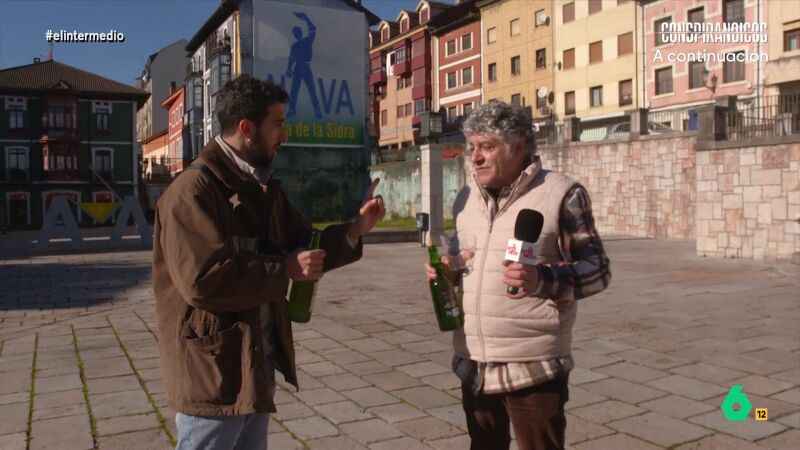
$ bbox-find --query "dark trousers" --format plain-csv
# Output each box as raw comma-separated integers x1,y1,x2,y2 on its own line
461,376,569,450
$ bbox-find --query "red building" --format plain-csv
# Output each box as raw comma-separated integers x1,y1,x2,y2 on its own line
430,0,481,142
369,1,454,150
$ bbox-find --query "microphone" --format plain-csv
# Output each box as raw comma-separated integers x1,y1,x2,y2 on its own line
504,209,544,295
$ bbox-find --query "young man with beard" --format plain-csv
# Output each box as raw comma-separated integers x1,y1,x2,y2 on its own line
153,75,385,449
425,101,610,449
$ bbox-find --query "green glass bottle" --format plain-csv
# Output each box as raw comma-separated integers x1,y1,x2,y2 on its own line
426,236,464,331
287,229,322,323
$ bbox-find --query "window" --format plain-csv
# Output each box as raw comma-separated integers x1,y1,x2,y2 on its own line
688,7,704,25
511,56,521,76
723,0,744,24
405,103,412,117
535,9,546,27
462,34,472,51
462,67,473,85
6,147,28,180
397,105,405,118
487,27,496,44
537,94,546,110
420,8,429,23
193,81,203,108
414,99,428,115
95,107,110,132
563,48,575,69
488,63,497,82
590,41,603,63
400,18,408,33
655,17,671,46
589,0,602,15
536,48,546,69
785,28,800,52
510,18,520,36
723,51,745,82
447,106,457,122
447,71,457,89
396,47,406,63
655,67,673,94
463,103,473,117
43,142,78,171
590,86,603,107
381,110,387,126
446,39,457,56
564,91,575,116
619,79,632,105
397,76,411,90
46,101,75,137
93,149,112,174
511,94,522,107
618,32,633,56
382,28,389,42
689,61,705,89
563,2,575,23
9,105,23,129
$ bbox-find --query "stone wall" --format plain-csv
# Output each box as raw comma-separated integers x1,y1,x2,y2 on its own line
695,143,800,260
538,134,799,261
370,156,467,220
538,135,697,239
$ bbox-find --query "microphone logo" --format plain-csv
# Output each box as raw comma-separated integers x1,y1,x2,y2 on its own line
507,244,518,256
520,246,535,260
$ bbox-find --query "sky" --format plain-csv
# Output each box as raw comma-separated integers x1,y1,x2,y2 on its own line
0,0,426,87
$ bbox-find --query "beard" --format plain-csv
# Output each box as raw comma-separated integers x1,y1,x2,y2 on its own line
246,132,274,168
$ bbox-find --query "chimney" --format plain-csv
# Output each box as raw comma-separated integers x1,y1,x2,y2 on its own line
170,81,176,93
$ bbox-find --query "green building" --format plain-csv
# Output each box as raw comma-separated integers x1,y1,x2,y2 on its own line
0,59,148,229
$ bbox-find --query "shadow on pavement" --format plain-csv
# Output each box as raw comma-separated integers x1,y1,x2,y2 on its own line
0,261,151,310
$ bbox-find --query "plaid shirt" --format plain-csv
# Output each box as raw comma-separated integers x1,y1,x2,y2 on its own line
454,185,611,395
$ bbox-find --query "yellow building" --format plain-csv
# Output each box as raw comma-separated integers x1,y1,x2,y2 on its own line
764,1,800,95
478,0,555,121
553,0,644,120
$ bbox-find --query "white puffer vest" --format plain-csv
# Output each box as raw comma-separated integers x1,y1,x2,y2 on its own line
452,157,579,362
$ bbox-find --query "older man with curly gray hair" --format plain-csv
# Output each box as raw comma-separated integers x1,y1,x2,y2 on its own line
424,100,611,449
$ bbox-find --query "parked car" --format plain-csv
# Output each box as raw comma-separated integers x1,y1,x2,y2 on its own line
606,121,672,139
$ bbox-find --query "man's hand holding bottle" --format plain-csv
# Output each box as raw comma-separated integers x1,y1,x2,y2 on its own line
285,248,326,281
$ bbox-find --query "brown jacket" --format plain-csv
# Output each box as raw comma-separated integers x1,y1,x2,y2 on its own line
153,139,361,416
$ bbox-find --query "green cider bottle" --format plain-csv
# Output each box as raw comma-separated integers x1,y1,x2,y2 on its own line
287,229,322,323
426,236,464,331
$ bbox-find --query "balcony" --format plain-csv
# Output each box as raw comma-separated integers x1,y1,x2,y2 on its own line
370,67,387,85
411,53,427,70
392,59,411,75
186,61,202,79
412,83,431,100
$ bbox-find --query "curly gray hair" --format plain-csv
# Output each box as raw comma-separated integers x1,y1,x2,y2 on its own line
462,100,536,154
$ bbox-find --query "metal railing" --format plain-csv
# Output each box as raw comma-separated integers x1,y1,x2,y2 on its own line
580,115,630,142
648,106,696,133
727,94,800,141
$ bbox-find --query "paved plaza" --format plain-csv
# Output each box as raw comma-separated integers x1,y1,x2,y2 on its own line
0,237,798,449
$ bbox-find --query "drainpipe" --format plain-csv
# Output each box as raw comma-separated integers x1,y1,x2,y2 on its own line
640,1,647,109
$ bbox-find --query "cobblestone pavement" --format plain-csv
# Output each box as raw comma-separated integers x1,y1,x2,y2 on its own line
0,237,798,449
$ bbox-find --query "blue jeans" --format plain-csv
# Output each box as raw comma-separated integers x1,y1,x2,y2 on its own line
176,356,276,450
175,412,269,450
